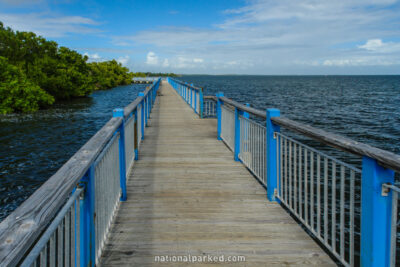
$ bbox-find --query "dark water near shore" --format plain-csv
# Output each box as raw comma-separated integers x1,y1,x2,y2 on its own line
0,84,146,220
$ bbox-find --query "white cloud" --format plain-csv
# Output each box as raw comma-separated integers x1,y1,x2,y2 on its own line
322,57,398,66
84,52,102,62
118,0,400,73
162,58,170,67
358,39,400,53
358,39,384,51
146,51,159,65
0,13,100,37
117,55,130,65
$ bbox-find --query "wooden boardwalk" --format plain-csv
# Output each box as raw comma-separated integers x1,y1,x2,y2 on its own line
100,81,335,266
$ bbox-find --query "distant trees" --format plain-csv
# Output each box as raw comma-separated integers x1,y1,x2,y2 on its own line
88,60,133,90
0,22,177,114
133,72,178,77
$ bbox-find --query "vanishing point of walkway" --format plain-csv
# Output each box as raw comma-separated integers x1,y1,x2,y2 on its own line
100,81,335,266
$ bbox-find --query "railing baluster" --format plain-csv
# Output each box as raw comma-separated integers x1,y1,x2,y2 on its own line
310,151,314,231
299,145,302,219
350,170,355,266
331,161,336,252
304,149,308,226
49,233,55,267
289,141,292,209
317,154,321,236
340,165,345,260
324,158,328,243
294,143,297,212
284,138,288,202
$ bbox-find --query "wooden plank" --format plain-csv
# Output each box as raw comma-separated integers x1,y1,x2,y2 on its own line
0,117,122,266
100,81,335,266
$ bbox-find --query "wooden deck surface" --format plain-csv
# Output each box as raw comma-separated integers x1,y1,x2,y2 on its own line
100,81,335,266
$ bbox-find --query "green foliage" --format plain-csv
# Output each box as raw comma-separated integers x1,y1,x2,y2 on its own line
88,60,134,90
0,56,54,114
0,21,179,114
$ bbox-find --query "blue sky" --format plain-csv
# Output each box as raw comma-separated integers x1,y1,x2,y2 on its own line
1,0,400,74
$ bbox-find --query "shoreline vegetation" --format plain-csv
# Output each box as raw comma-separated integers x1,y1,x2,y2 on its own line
0,22,177,114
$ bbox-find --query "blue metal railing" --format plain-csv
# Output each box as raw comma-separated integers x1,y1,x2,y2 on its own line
167,77,203,117
0,78,161,266
172,79,400,267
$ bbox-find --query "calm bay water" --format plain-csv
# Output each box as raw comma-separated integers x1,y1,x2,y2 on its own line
0,75,399,225
0,84,146,220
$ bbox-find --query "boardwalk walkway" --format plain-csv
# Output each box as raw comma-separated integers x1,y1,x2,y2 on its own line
100,81,335,266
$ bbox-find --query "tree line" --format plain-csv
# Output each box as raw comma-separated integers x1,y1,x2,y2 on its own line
0,22,176,114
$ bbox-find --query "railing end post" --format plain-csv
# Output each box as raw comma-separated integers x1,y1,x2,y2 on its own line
361,156,394,267
112,108,127,202
266,108,280,202
234,107,241,161
112,108,124,118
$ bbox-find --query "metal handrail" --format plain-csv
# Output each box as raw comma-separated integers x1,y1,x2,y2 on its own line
218,95,400,172
213,85,400,267
168,77,202,91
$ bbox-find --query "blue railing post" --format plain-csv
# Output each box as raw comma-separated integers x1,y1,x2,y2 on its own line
134,109,139,160
113,108,127,201
199,89,204,118
194,90,197,113
79,186,88,267
79,166,95,267
361,156,394,267
234,107,242,161
216,92,224,140
266,109,280,202
139,92,145,139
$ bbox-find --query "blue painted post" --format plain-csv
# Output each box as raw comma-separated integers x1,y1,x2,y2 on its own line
361,156,395,267
134,110,139,160
78,166,95,267
194,90,197,113
79,185,88,267
113,108,127,201
139,92,145,139
216,92,224,140
87,166,95,266
266,109,280,202
234,107,242,161
199,89,204,118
